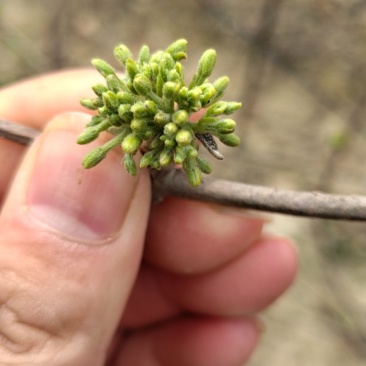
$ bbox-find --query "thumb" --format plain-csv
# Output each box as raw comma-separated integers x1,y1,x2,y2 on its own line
0,113,151,365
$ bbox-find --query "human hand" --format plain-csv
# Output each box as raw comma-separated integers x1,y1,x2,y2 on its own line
0,70,297,365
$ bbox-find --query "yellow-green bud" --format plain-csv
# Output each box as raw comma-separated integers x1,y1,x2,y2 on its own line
164,137,175,148
118,104,132,117
200,83,216,105
164,122,178,136
114,44,133,65
198,49,216,79
131,101,148,118
172,110,188,125
122,134,141,154
86,115,105,127
154,111,170,126
206,101,228,116
117,92,135,104
213,76,229,95
139,150,156,168
126,59,139,79
123,154,137,175
133,74,152,96
92,84,108,97
224,102,242,114
197,156,212,174
218,133,240,147
159,148,173,167
103,91,119,110
163,82,179,99
175,129,193,146
187,87,202,102
131,118,147,133
80,98,98,110
166,39,188,60
173,146,186,164
82,147,106,168
105,74,120,93
138,45,150,63
183,156,202,187
144,100,158,115
92,58,116,77
216,118,236,134
77,120,110,144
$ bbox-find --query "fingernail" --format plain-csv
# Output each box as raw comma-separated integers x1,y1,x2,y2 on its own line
28,113,139,243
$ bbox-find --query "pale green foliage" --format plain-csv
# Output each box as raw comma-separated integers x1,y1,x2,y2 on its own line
78,39,241,187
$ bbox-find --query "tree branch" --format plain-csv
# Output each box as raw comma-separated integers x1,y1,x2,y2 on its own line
1,118,366,221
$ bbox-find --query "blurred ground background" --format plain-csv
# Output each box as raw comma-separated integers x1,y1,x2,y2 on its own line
1,0,366,365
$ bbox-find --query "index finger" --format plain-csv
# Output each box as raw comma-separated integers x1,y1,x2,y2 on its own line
0,68,101,200
0,68,101,126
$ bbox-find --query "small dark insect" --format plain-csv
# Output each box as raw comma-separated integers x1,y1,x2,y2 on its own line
196,133,224,160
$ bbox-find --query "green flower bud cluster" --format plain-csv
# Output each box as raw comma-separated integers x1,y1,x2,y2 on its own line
78,39,241,187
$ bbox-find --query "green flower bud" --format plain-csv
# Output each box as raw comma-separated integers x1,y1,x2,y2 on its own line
80,98,99,110
154,111,170,126
218,133,240,147
173,146,186,164
142,63,153,79
164,122,178,136
138,45,150,63
160,52,175,72
190,49,216,88
187,87,202,102
197,156,212,174
172,110,188,125
179,86,188,100
114,44,133,65
131,101,148,118
133,74,152,96
200,83,216,105
167,69,181,82
131,118,147,133
183,156,202,187
122,134,141,154
150,50,164,63
105,74,120,93
92,58,116,77
126,59,139,80
164,137,175,148
108,114,122,126
215,118,236,134
159,147,173,167
86,115,105,127
166,39,188,60
206,101,228,116
190,100,202,112
139,150,156,168
82,147,106,168
198,49,216,79
82,131,126,167
224,102,242,114
175,129,193,146
92,84,108,97
117,91,135,104
103,91,119,110
186,144,198,158
98,106,110,117
144,100,158,115
77,119,110,144
118,104,132,117
213,76,229,95
123,154,137,175
163,81,179,99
